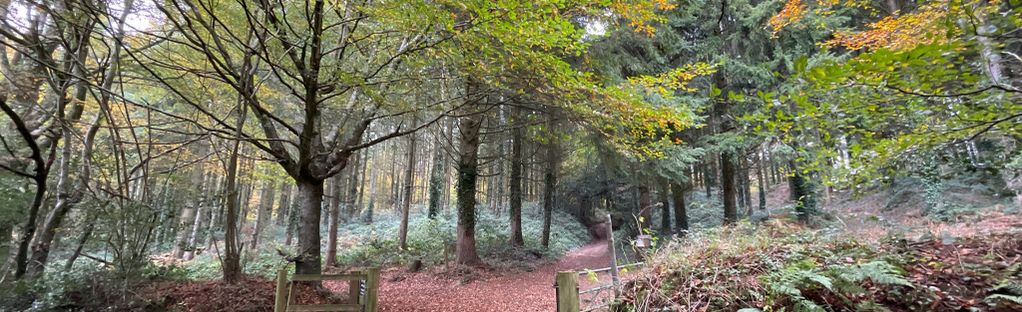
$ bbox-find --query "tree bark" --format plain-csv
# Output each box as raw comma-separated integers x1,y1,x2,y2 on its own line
659,178,671,234
721,152,738,225
455,80,484,266
670,182,688,235
788,160,814,223
703,160,715,198
325,176,341,267
427,133,445,219
295,178,326,274
757,149,767,210
740,154,753,217
222,76,250,283
173,162,205,259
185,173,211,260
637,184,652,233
543,115,560,248
251,181,276,251
508,107,525,247
399,119,417,250
275,182,292,226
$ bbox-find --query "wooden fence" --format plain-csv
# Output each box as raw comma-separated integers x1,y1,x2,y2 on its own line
555,262,643,312
273,267,380,312
555,214,644,312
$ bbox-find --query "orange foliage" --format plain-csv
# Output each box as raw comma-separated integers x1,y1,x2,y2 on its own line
825,3,949,51
768,0,807,35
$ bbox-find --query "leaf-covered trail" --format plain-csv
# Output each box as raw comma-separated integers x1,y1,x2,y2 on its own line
372,241,613,312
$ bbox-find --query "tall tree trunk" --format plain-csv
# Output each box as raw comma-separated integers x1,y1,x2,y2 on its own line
455,80,484,266
356,149,369,217
295,178,326,274
788,160,815,223
637,184,652,233
721,152,738,225
659,179,671,234
222,156,243,282
540,139,560,249
427,133,445,219
173,164,205,259
703,160,715,197
251,181,276,251
325,176,341,267
508,107,525,247
222,83,249,284
398,120,417,250
275,182,292,226
740,155,753,217
27,111,101,276
670,182,688,236
346,151,362,220
757,149,767,210
540,114,561,249
185,199,205,261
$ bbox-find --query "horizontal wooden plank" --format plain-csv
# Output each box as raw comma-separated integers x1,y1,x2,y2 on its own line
580,284,616,294
290,273,366,281
286,304,363,311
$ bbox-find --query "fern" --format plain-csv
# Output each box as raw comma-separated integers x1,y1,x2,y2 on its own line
764,259,914,311
830,260,912,288
987,294,1022,305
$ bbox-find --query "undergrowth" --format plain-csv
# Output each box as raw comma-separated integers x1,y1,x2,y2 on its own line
333,204,589,269
624,219,1022,312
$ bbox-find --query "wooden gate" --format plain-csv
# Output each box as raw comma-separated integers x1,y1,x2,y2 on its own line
273,267,380,312
555,214,644,312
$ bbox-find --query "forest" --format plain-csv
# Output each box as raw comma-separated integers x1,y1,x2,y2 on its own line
0,0,1020,311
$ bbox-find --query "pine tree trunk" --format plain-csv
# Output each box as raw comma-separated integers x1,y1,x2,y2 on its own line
721,152,738,225
670,182,688,235
757,149,767,210
540,144,560,249
741,155,753,217
637,184,652,233
659,179,671,234
275,182,292,226
788,160,814,223
399,121,417,250
326,177,341,267
703,160,715,198
508,107,525,247
540,136,560,249
346,151,362,220
427,137,445,219
356,150,369,217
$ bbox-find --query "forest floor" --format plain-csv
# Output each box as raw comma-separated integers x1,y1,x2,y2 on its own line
140,240,620,312
324,240,622,312
135,182,1020,312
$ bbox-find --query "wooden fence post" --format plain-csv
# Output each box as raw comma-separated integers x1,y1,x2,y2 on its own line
348,279,360,304
555,271,579,312
273,268,288,312
364,267,381,312
607,214,621,298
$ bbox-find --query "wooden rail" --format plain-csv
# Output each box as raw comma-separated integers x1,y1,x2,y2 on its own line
274,268,380,312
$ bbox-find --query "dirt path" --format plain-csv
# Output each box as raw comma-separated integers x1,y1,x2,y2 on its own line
369,241,615,312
